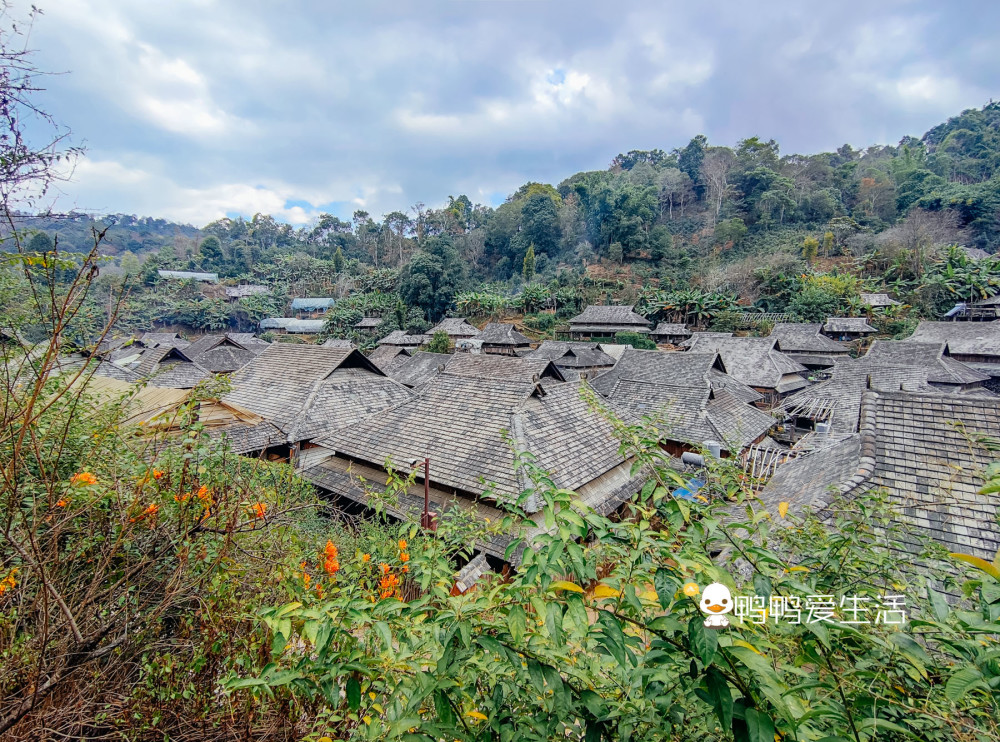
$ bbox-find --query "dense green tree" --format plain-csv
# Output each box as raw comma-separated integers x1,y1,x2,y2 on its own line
519,193,560,257
522,244,536,282
802,236,819,263
333,246,345,273
426,330,451,354
398,236,466,321
198,235,223,269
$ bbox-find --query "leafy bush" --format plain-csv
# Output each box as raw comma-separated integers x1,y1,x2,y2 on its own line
235,412,1000,741
614,330,656,349
427,330,451,354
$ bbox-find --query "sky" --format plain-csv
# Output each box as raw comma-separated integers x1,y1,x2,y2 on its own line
19,0,1000,228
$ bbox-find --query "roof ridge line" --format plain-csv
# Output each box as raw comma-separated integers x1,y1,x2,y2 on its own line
837,389,879,498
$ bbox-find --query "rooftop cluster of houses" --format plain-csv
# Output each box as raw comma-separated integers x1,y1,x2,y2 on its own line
61,303,1000,592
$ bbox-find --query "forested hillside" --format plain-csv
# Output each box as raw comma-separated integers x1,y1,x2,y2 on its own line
14,103,1000,345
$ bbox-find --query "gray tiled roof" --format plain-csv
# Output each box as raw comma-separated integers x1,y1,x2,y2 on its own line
288,367,414,442
651,322,692,337
525,341,616,369
679,332,733,348
823,317,876,334
354,317,383,329
962,247,991,260
377,330,430,347
366,345,412,373
908,321,1000,358
589,348,728,396
321,338,356,349
223,344,378,432
428,317,480,337
864,340,989,386
387,351,452,388
479,322,532,346
860,292,901,307
183,335,257,373
681,336,808,391
781,356,934,434
761,391,1000,565
319,377,635,510
568,305,651,329
607,378,774,452
139,332,189,349
770,323,851,354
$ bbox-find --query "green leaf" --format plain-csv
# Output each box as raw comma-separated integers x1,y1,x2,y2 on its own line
945,666,987,702
508,605,526,644
950,552,1000,580
654,568,678,610
434,689,455,725
688,617,718,666
745,708,775,742
889,633,930,679
927,582,950,622
706,667,733,730
346,676,361,710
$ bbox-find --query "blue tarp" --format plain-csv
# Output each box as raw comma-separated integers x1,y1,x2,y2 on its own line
673,478,705,500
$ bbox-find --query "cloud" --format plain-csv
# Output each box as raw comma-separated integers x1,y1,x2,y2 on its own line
21,0,1000,226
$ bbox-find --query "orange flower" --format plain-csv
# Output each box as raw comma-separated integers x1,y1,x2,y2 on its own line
0,569,17,597
152,469,164,480
250,502,266,519
130,502,159,524
380,563,390,574
174,493,190,503
402,565,409,573
196,485,210,501
324,558,340,576
300,561,311,590
361,553,371,563
56,499,68,508
315,583,324,599
70,472,97,486
324,540,338,558
398,539,407,550
400,552,410,563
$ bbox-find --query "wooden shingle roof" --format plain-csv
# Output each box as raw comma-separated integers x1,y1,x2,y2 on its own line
224,284,269,299
354,317,383,329
823,317,876,334
781,357,937,434
478,322,531,346
759,391,1000,568
526,341,616,369
377,330,430,347
606,378,774,452
139,332,189,349
590,348,727,396
650,322,692,337
183,335,257,373
864,340,989,386
770,323,850,354
319,376,636,511
682,336,808,392
568,305,651,329
223,344,381,433
288,367,414,442
387,351,451,388
428,317,480,337
367,345,412,372
860,292,901,308
908,321,1000,358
